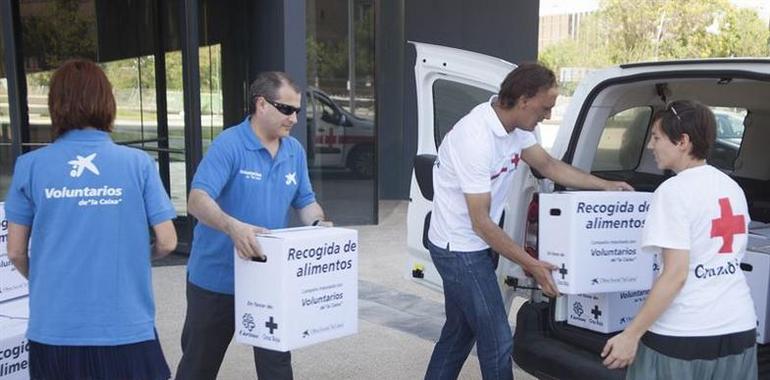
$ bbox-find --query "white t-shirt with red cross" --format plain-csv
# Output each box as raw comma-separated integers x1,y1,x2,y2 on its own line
641,164,756,337
428,97,537,252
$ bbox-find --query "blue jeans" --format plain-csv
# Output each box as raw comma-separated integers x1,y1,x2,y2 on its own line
425,242,513,380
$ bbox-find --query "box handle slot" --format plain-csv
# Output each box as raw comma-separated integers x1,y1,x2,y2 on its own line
250,256,268,263
550,208,561,216
740,263,753,272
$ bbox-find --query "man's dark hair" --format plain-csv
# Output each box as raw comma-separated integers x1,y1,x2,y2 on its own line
248,71,301,115
652,100,716,160
497,63,556,109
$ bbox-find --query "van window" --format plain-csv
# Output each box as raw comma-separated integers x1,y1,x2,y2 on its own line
709,107,747,171
592,107,653,171
432,79,494,146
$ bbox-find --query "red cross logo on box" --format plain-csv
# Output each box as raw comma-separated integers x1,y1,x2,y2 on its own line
710,197,746,254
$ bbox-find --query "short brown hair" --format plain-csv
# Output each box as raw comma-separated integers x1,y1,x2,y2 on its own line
48,59,116,138
248,71,301,115
497,63,556,109
652,100,716,160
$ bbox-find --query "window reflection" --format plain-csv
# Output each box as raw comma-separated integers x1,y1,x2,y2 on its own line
306,0,376,225
709,107,747,172
592,107,653,172
307,87,374,178
21,0,98,146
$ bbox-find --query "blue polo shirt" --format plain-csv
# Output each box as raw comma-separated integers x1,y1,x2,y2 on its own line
4,129,176,345
188,117,316,294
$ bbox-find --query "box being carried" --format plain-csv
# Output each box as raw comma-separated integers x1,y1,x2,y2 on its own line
235,227,358,352
0,296,29,380
742,232,770,343
540,191,654,294
567,291,649,333
0,203,29,303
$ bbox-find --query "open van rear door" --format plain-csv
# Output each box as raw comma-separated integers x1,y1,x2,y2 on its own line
406,42,516,291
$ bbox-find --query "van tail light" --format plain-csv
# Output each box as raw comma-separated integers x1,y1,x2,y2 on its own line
523,193,539,277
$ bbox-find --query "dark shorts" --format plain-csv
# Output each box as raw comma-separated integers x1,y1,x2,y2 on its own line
29,333,170,380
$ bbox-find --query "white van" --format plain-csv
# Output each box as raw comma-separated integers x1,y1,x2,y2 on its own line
406,42,770,379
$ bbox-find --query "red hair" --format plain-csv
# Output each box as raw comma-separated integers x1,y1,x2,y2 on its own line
48,59,116,138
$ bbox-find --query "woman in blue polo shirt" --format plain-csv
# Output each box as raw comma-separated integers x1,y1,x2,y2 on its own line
5,59,178,380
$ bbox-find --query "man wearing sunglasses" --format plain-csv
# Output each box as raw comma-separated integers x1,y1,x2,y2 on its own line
177,71,330,380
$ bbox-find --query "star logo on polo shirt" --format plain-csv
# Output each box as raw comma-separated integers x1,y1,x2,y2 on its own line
285,172,297,186
68,153,100,178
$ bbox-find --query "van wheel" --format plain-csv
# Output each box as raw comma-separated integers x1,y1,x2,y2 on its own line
347,145,374,178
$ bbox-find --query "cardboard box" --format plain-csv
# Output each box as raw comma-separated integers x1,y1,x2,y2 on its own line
0,296,29,380
567,291,648,333
540,191,654,294
0,203,29,303
235,227,358,352
743,234,770,343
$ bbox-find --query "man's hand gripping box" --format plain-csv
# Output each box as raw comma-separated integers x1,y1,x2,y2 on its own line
539,191,654,294
235,227,358,352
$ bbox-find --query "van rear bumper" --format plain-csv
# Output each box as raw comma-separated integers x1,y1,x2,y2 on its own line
512,301,625,380
513,301,770,379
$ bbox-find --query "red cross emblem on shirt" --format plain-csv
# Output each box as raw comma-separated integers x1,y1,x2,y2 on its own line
710,197,746,254
511,153,520,168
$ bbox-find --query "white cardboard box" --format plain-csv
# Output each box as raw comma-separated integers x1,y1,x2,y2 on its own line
0,203,29,303
0,296,29,380
540,191,654,294
567,291,648,333
235,227,358,352
742,235,770,343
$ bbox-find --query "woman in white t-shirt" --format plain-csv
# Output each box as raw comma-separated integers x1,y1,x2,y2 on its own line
601,100,758,379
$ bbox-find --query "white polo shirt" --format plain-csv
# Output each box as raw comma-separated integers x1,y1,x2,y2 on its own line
428,97,537,252
641,165,756,336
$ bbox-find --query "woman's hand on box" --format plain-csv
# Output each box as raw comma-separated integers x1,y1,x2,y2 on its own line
601,331,639,369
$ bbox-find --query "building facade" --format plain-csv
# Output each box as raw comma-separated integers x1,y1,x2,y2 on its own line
0,0,539,251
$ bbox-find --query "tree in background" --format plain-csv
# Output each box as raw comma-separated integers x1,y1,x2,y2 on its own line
541,0,770,82
24,0,97,87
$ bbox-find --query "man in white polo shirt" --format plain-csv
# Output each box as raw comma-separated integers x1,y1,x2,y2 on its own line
425,63,633,380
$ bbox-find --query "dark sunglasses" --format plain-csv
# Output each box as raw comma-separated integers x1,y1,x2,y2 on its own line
265,98,301,116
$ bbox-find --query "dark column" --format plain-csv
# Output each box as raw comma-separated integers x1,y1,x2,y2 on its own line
376,0,406,199
0,0,29,163
154,0,171,193
179,0,202,248
180,0,202,193
248,0,308,147
220,0,248,128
